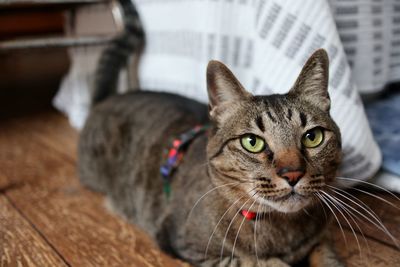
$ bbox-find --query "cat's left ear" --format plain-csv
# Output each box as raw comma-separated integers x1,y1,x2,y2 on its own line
207,60,252,119
289,49,330,111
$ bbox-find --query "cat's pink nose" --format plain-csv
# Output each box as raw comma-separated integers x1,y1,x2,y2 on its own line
277,168,305,186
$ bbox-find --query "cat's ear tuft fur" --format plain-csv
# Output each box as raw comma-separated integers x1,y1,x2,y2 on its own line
207,60,252,118
289,49,330,111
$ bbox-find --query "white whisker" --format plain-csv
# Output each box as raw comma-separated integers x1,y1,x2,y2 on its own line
302,208,314,219
188,181,248,222
322,191,372,267
327,183,395,252
325,189,399,248
336,177,400,203
327,185,379,216
322,191,363,262
204,194,247,258
220,192,257,262
316,192,348,247
231,198,258,263
352,187,400,210
254,198,261,267
314,194,328,221
328,186,386,225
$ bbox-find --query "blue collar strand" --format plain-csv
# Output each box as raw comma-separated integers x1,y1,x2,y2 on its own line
160,124,209,198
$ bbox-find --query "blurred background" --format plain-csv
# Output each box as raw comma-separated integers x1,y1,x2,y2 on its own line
0,0,399,191
0,0,117,119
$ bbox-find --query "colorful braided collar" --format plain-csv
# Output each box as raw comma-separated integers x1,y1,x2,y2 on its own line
160,124,257,221
160,125,209,198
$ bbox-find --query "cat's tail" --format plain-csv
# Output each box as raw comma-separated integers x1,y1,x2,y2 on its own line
92,0,145,105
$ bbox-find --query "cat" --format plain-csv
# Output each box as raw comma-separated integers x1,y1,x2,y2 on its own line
91,0,144,104
78,1,345,266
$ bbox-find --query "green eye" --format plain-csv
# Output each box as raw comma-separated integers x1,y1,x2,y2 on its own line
241,134,265,153
302,128,324,148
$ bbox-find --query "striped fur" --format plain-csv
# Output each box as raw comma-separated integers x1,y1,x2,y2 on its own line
92,0,145,105
80,48,345,266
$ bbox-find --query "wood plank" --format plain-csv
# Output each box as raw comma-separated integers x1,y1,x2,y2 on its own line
333,228,400,267
0,114,73,190
0,111,76,190
0,194,67,266
0,169,11,193
0,121,39,190
3,110,399,266
1,110,78,160
0,112,188,267
6,181,188,266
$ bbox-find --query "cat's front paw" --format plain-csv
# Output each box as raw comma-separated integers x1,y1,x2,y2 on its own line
309,242,345,267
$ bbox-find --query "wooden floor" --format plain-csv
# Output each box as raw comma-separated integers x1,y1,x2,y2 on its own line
0,110,399,266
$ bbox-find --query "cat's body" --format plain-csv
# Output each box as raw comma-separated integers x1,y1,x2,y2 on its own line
80,91,209,244
79,91,333,266
79,1,345,266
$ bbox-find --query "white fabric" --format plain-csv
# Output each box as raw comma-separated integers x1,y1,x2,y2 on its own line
55,0,400,186
329,0,400,94
53,46,128,128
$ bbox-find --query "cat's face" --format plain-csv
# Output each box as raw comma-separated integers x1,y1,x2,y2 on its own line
206,49,342,213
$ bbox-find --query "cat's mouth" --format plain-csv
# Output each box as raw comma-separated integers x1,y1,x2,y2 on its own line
256,186,308,201
268,190,307,202
255,190,313,213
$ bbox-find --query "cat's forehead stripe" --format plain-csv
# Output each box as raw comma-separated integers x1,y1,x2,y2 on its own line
287,108,292,121
299,112,307,127
255,115,265,132
266,111,277,123
256,95,311,127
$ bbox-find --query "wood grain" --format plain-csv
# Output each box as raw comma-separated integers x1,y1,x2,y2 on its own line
1,111,78,160
0,172,11,193
0,111,189,267
1,110,400,266
0,194,67,267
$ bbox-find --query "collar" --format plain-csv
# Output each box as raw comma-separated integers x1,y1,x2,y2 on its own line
160,125,209,198
241,210,257,220
160,125,258,221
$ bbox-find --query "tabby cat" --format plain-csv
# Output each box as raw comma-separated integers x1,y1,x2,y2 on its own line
79,1,344,266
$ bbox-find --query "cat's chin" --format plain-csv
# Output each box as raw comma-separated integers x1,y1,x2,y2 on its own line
256,194,312,213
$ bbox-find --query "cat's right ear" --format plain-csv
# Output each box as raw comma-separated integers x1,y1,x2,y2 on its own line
289,49,330,112
206,60,251,120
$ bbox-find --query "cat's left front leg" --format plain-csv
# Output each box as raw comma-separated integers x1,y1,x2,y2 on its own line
308,241,345,267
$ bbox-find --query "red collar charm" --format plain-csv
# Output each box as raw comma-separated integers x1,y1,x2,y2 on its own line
241,210,257,220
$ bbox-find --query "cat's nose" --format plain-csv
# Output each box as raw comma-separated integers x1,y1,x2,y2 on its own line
277,167,305,186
